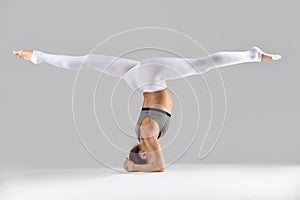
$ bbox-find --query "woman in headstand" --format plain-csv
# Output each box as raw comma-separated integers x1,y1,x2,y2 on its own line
13,47,281,172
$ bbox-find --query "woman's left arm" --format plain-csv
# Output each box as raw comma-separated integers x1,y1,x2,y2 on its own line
123,137,165,172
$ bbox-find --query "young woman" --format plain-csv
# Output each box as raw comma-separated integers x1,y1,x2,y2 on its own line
13,47,281,172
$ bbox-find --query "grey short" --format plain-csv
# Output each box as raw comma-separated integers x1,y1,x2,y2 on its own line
136,107,172,140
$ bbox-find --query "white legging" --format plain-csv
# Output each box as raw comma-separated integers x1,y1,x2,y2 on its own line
31,46,265,92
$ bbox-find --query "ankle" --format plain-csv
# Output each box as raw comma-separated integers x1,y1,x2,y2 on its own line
248,46,263,62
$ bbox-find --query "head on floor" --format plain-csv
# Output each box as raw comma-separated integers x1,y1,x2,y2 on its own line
129,144,148,165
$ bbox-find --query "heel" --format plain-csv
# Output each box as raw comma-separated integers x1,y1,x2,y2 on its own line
249,46,264,62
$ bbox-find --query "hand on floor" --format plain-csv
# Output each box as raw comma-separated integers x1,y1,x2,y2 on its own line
123,158,134,172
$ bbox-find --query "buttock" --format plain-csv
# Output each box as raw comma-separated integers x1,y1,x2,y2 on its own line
122,62,168,93
136,107,171,140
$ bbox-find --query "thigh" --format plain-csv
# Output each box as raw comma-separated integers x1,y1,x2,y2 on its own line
139,57,197,80
86,54,140,77
123,62,168,92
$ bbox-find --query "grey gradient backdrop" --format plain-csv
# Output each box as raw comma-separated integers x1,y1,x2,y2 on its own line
1,0,299,169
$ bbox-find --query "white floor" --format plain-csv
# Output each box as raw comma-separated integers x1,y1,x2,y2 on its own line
1,164,300,200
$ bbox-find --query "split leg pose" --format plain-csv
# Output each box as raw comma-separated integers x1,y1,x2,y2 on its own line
13,47,281,172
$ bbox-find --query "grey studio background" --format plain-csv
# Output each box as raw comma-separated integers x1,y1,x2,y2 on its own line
0,0,299,170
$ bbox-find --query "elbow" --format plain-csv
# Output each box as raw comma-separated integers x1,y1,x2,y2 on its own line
153,167,164,172
156,167,165,172
152,164,165,172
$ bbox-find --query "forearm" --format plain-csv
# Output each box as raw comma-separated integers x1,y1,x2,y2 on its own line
133,163,164,172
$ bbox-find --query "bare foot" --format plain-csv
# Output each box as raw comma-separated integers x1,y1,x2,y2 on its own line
13,50,33,61
261,53,282,62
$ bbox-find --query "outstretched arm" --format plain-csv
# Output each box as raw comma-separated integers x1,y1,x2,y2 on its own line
13,50,139,78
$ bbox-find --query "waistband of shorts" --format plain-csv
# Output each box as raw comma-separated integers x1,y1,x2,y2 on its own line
141,107,171,117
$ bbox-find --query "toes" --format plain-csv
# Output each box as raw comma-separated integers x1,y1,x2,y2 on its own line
18,51,23,58
13,50,19,55
13,50,24,58
273,55,282,60
14,50,21,56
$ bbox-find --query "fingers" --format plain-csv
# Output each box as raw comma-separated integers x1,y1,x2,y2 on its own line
123,158,128,172
123,158,132,172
